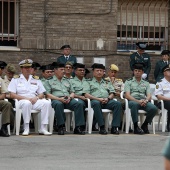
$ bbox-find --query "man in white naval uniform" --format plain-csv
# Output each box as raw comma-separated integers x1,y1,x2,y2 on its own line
8,59,51,136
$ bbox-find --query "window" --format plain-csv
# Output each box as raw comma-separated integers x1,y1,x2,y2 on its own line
117,0,169,52
0,0,19,46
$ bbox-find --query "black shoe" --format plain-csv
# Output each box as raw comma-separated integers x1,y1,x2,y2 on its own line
0,126,10,137
54,125,58,132
111,127,119,135
134,126,144,135
141,124,150,134
58,126,64,135
92,126,98,131
99,128,107,135
74,126,85,135
129,128,133,133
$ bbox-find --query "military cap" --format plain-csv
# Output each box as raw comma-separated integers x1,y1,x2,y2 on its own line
40,64,53,71
65,61,73,67
161,50,170,56
19,59,33,67
91,63,105,70
109,64,119,72
73,63,85,69
60,45,71,50
0,61,7,69
136,42,147,50
32,62,41,69
6,64,16,73
162,64,170,72
133,63,145,70
51,62,65,68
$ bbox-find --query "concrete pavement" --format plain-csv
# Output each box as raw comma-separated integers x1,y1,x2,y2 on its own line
0,130,169,170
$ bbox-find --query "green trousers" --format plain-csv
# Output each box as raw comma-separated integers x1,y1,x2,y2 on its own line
0,100,12,125
128,101,158,124
91,100,122,127
52,99,85,127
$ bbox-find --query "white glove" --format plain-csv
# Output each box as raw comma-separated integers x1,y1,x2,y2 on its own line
142,73,147,79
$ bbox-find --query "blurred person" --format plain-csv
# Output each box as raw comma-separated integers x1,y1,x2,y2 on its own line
0,61,7,78
30,62,41,76
64,61,73,79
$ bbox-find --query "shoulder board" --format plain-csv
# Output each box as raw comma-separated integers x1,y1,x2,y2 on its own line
47,77,53,80
104,77,110,81
85,78,92,81
104,79,110,82
127,78,133,81
13,75,20,79
32,75,39,80
115,78,123,81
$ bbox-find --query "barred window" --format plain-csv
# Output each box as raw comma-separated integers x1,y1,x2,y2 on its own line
0,0,19,46
117,0,169,52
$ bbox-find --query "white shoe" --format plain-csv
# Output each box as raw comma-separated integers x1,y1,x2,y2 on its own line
22,129,29,136
39,129,52,136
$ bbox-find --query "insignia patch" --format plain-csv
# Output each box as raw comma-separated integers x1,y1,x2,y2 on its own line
156,84,159,89
13,75,20,79
32,75,39,80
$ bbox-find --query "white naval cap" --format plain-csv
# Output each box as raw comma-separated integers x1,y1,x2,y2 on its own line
19,59,33,67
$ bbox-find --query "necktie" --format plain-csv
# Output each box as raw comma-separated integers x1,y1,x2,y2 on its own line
66,57,68,61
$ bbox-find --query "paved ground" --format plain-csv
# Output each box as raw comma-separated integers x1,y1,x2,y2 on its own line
0,128,169,170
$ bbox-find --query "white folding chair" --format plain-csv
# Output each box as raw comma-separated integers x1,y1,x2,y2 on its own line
121,91,156,134
14,99,41,135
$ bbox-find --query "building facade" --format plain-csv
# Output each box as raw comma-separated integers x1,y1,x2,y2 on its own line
0,0,169,82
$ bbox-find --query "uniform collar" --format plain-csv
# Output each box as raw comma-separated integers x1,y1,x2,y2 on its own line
92,77,104,83
74,76,85,81
132,76,144,83
162,78,170,84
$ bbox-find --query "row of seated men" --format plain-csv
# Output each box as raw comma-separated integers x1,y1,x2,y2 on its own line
0,58,169,137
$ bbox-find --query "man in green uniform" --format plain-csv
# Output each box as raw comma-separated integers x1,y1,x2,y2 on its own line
124,63,157,134
64,61,73,79
40,64,53,86
162,138,170,170
57,45,77,65
154,50,170,83
130,42,151,80
0,77,12,137
83,63,122,135
43,62,85,135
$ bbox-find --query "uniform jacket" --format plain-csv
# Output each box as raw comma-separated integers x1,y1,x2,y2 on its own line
130,52,151,77
154,60,170,83
57,55,77,65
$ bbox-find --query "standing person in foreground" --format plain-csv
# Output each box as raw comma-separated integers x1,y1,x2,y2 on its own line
83,63,122,135
43,62,85,135
124,63,157,134
162,138,170,170
8,59,52,136
155,64,170,132
129,42,151,80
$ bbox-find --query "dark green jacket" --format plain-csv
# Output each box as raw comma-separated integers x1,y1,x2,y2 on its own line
57,55,77,65
130,52,151,77
154,60,169,83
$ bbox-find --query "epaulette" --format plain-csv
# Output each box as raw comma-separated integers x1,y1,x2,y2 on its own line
47,77,53,80
104,77,110,81
127,78,133,81
104,78,110,82
115,78,123,81
32,75,39,80
13,75,20,79
85,78,92,81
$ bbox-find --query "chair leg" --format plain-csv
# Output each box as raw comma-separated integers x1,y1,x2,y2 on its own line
125,110,131,133
16,109,22,135
162,110,167,132
65,113,71,132
158,113,161,131
88,109,94,134
49,108,54,134
33,113,39,133
122,113,125,132
104,113,110,132
152,117,155,134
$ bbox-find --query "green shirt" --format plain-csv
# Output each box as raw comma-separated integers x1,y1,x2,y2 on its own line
162,138,170,160
83,77,115,98
43,75,74,97
70,76,89,96
40,77,48,87
124,77,150,100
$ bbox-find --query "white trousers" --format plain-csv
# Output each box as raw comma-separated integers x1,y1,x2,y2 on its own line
18,99,51,125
